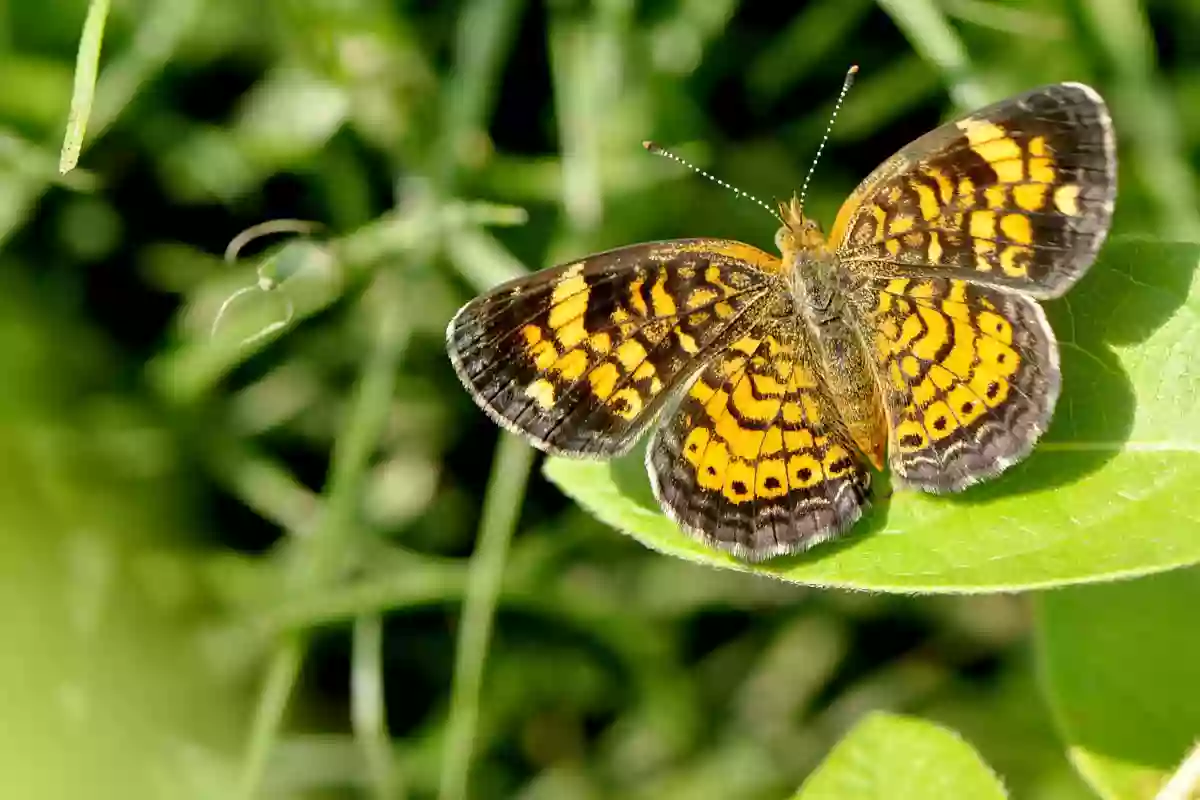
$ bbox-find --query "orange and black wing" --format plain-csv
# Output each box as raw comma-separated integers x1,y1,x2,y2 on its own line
829,82,1116,298
648,322,872,559
861,276,1059,492
446,240,781,457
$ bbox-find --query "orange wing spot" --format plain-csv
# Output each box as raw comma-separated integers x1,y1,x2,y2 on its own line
1029,157,1055,184
800,393,823,424
923,400,960,440
588,331,612,354
723,458,758,503
611,307,636,337
912,375,937,407
897,313,924,351
755,458,789,498
704,264,740,296
732,375,782,421
1028,135,1047,157
889,214,916,236
914,182,940,221
1054,184,1080,216
912,306,949,360
714,301,735,318
984,185,1007,209
969,211,996,240
682,426,710,467
650,273,677,316
627,277,648,315
901,355,921,377
971,369,1010,408
610,386,643,419
730,337,760,356
1013,183,1048,212
958,119,1023,182
1000,245,1030,277
786,453,823,489
871,204,888,239
751,373,786,396
687,288,719,309
525,378,556,409
1000,213,1033,245
927,231,943,263
889,360,906,391
551,347,590,380
668,240,783,273
977,336,1020,377
548,269,590,348
926,167,955,203
521,325,542,345
761,427,784,456
822,445,854,478
942,320,977,377
530,339,559,370
895,419,928,452
946,383,986,426
589,361,620,399
885,239,900,256
632,361,657,382
675,328,699,354
783,427,814,451
697,439,730,490
957,177,975,199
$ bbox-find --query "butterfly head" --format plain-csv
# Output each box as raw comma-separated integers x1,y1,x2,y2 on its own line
775,194,827,262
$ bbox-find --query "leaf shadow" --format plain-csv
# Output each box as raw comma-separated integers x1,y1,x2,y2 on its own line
942,237,1198,506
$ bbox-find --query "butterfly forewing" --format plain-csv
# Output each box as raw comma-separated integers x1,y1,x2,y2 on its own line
648,322,871,560
446,240,780,457
830,82,1115,298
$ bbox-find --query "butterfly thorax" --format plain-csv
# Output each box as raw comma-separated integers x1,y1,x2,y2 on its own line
778,218,889,470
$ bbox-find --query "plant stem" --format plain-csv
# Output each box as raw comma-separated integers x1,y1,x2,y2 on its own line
236,280,408,799
59,0,110,173
236,637,304,800
354,614,400,800
437,433,535,800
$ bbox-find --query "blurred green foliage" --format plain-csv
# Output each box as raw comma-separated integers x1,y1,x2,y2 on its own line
2,0,1198,798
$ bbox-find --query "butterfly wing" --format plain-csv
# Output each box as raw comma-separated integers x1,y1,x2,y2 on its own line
860,275,1059,492
647,322,872,559
447,239,783,457
829,82,1116,298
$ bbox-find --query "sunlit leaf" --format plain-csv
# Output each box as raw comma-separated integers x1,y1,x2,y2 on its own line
792,712,1006,799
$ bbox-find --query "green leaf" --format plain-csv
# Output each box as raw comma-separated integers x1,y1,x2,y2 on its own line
1035,568,1200,799
793,712,1006,799
544,237,1200,592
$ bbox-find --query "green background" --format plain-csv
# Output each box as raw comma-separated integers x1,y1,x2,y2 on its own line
2,0,1197,798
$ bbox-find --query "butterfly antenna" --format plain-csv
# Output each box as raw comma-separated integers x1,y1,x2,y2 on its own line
642,140,783,225
796,64,858,216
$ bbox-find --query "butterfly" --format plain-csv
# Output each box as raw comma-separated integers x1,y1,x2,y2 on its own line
446,82,1116,560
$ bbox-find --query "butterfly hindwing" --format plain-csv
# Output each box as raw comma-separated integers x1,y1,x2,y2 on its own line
861,275,1059,492
648,322,872,559
446,240,780,457
829,82,1116,298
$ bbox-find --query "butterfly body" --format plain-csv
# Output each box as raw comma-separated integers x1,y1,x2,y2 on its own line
447,82,1116,560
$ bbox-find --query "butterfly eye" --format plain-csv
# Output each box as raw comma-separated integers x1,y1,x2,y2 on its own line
774,226,790,251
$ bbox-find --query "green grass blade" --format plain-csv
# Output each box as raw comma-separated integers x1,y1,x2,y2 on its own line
59,0,110,174
438,434,535,800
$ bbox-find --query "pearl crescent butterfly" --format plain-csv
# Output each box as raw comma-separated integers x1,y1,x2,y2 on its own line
446,82,1117,560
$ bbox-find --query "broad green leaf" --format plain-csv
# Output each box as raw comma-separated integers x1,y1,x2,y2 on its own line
544,237,1200,591
793,712,1006,799
1035,568,1200,799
